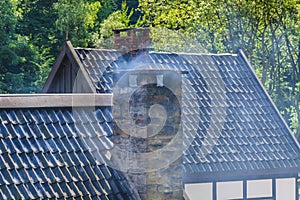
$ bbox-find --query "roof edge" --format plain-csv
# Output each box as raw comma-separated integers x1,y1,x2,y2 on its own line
238,49,300,150
74,47,119,52
183,167,300,183
0,93,112,108
74,46,237,57
150,51,238,56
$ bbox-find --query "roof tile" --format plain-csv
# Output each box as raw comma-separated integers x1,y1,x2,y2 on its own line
1,47,300,198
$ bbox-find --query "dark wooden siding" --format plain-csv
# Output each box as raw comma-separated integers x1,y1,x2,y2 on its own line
47,56,83,93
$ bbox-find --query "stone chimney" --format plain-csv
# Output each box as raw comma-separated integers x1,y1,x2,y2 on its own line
113,28,151,54
112,28,183,199
112,69,183,199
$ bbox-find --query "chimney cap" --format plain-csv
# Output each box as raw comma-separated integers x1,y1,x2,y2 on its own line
113,28,151,53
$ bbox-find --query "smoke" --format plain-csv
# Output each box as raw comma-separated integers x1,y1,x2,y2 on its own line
71,28,228,173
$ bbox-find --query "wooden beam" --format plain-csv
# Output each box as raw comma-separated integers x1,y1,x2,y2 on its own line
213,181,217,200
272,178,276,200
243,179,247,199
183,190,190,200
0,94,113,108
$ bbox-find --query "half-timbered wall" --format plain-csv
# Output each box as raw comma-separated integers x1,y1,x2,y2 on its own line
185,177,297,200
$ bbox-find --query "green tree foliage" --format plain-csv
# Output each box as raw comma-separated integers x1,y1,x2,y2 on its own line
2,36,41,93
115,0,140,24
17,0,61,54
53,0,101,47
97,0,118,21
0,0,19,45
0,0,57,93
150,27,206,53
16,0,59,92
0,0,34,93
139,0,300,137
0,0,19,71
96,1,133,48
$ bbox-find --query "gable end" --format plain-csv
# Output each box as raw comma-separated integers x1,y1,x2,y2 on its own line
42,41,96,93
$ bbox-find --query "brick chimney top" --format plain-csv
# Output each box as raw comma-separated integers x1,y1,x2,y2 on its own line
113,28,151,53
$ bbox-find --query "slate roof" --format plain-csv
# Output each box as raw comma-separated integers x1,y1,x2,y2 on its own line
2,41,298,199
74,47,300,182
0,107,136,199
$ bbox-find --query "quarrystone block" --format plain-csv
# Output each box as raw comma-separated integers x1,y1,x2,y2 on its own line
146,157,183,200
113,71,183,199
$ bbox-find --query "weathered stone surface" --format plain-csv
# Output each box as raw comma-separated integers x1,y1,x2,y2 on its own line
113,70,183,199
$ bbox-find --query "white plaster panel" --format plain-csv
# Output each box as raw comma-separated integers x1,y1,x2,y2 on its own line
276,178,296,200
185,183,212,200
247,179,272,198
217,181,243,200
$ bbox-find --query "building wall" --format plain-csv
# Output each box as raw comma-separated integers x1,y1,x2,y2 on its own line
185,177,297,200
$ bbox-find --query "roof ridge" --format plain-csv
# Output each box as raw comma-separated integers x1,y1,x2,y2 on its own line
74,47,119,52
74,47,238,56
150,51,237,56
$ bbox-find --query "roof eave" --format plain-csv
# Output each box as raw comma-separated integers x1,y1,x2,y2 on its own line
183,167,300,183
0,93,112,108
